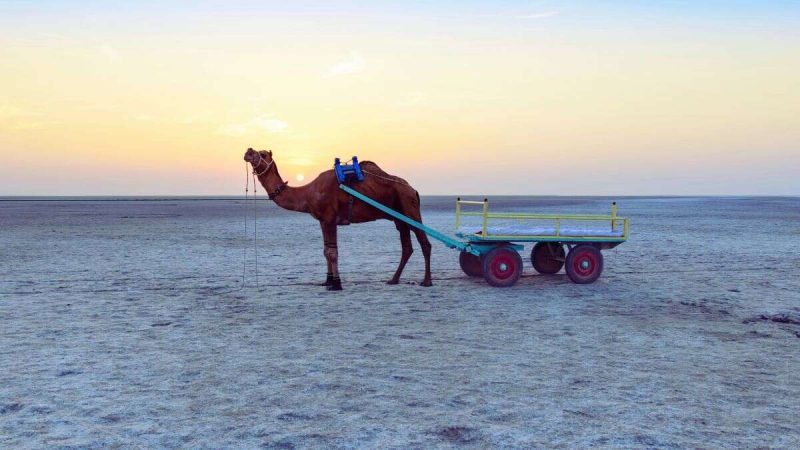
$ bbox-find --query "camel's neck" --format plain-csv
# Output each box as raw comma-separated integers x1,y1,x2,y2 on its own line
253,161,309,213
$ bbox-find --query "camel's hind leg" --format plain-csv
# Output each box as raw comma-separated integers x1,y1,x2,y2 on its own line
400,197,433,287
388,221,413,285
412,227,433,287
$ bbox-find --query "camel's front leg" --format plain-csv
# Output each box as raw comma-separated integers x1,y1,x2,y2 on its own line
319,222,335,287
321,222,342,291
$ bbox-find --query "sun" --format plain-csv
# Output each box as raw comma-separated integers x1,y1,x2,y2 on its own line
295,174,305,182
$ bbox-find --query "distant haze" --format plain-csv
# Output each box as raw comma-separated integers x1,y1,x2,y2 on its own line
1,1,798,196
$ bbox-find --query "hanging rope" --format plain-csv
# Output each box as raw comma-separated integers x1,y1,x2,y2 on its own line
242,162,250,289
252,171,259,290
242,158,274,291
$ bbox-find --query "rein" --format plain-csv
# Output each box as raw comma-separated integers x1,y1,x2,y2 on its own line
242,151,287,290
242,161,259,289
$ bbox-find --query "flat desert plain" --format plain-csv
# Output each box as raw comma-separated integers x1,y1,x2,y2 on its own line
1,196,799,448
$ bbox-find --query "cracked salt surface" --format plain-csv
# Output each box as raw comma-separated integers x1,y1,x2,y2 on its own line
1,196,799,448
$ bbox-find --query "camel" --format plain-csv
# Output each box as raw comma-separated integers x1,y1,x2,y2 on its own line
243,148,432,290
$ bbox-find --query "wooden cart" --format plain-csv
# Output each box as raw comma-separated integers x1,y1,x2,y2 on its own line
340,185,628,288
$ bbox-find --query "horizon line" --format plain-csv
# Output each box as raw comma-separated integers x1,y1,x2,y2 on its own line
1,194,798,202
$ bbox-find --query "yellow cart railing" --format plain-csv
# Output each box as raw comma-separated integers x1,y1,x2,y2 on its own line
455,198,629,243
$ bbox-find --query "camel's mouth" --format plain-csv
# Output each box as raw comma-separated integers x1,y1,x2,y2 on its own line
243,148,273,168
243,148,256,163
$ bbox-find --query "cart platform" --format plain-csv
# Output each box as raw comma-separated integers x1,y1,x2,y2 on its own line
455,198,628,246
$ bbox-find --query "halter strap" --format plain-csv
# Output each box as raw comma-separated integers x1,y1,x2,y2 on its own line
268,181,289,200
251,151,288,199
252,153,273,176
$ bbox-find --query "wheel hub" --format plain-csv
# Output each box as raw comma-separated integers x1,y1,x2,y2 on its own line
566,245,603,284
573,252,597,277
490,253,516,280
484,247,522,287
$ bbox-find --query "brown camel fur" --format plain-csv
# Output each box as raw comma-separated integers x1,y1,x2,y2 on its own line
243,148,432,290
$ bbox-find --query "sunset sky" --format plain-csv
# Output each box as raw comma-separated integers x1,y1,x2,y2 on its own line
1,1,798,195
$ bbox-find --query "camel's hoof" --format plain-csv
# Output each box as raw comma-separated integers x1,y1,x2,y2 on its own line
326,280,343,291
319,274,335,287
387,279,400,285
420,280,433,287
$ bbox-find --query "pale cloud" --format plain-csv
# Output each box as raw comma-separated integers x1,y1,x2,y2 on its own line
394,92,425,108
41,32,65,40
325,52,365,77
216,115,288,137
217,123,248,136
100,43,121,61
0,105,24,120
254,117,289,133
0,105,45,130
517,11,559,19
286,157,315,167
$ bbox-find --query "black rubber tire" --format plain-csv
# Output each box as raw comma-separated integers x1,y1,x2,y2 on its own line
459,252,483,277
482,246,523,288
531,242,565,274
565,244,604,284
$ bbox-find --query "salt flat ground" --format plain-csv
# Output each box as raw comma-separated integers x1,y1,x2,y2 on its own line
1,196,799,449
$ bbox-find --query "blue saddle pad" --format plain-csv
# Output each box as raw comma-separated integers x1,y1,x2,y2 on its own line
334,157,365,183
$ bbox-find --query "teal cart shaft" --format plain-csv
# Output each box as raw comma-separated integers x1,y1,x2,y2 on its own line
339,184,475,253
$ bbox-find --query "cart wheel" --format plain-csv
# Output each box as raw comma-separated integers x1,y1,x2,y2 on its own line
565,244,603,284
482,246,523,287
531,242,565,274
459,252,483,277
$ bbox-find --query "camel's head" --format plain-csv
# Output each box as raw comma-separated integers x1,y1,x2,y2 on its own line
243,148,273,167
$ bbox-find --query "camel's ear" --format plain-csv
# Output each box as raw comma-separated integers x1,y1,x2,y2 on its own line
247,147,253,151
268,150,273,156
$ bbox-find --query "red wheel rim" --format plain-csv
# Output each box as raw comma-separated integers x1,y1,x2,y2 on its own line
490,252,517,280
572,250,598,277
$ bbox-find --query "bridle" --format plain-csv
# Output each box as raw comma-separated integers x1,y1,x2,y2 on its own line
251,151,273,176
250,151,288,199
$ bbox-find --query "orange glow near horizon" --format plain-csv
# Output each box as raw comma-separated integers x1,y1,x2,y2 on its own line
1,2,799,195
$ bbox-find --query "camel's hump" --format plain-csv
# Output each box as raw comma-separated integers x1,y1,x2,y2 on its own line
360,160,390,175
359,161,412,186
